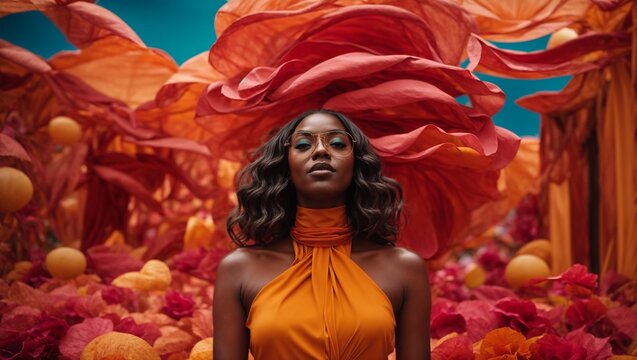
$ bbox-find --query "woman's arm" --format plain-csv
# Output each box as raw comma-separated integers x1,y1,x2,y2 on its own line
395,251,431,360
213,250,250,360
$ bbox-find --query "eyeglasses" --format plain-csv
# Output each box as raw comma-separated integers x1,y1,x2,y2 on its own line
284,130,356,157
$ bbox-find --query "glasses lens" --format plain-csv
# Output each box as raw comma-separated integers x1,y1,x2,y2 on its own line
289,130,354,157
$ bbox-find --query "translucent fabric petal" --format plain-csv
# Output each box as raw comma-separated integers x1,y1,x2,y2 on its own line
467,32,630,79
453,0,591,41
49,37,177,108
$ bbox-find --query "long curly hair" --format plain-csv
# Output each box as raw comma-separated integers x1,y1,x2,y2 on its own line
227,109,403,246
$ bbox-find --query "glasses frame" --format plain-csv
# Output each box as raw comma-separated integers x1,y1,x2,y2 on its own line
284,130,357,157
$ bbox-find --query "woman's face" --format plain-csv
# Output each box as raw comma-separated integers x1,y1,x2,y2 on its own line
287,112,355,208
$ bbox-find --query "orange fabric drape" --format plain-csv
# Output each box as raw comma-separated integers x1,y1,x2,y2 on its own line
598,61,637,280
549,180,572,274
246,206,395,359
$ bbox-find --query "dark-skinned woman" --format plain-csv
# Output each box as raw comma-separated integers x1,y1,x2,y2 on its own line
213,109,431,359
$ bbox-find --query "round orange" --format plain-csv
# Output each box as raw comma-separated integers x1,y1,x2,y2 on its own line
517,239,552,266
505,254,551,288
48,116,82,145
45,247,87,280
0,167,33,213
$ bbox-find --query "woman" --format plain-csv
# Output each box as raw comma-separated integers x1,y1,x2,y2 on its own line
213,109,431,359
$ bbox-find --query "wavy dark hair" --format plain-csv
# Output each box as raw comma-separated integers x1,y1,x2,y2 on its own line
227,109,403,246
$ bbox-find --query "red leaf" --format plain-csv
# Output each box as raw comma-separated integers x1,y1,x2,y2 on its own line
565,328,612,360
430,311,466,339
59,317,113,360
606,306,637,338
0,133,31,162
432,335,474,360
565,298,607,329
456,300,499,341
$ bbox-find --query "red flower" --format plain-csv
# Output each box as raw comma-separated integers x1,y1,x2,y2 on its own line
530,328,612,360
112,317,161,346
100,285,140,312
494,298,553,337
172,247,229,282
21,249,51,288
161,290,195,320
548,264,598,297
509,194,540,243
0,314,68,359
565,297,607,330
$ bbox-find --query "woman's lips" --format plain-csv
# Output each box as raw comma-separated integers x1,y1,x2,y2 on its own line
308,162,335,173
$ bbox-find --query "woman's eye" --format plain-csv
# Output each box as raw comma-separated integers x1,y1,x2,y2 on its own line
329,140,346,149
294,140,312,150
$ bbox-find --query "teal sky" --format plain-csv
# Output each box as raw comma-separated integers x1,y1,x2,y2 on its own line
0,0,569,136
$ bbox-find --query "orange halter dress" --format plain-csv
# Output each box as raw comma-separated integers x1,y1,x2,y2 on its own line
246,206,395,359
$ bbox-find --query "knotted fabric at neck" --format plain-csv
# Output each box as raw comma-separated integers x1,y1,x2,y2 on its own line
291,205,350,248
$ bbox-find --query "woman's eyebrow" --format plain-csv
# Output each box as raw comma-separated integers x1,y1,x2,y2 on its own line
294,129,343,134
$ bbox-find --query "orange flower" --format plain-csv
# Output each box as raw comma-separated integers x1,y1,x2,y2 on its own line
477,327,536,360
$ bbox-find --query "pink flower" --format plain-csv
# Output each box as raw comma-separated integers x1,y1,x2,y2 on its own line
161,290,195,320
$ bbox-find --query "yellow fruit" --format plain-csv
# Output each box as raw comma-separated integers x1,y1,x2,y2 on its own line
48,116,82,145
0,167,33,213
45,247,87,280
464,263,486,289
112,259,171,292
188,338,213,360
183,216,215,250
547,28,578,49
505,255,551,288
517,239,552,266
80,331,160,360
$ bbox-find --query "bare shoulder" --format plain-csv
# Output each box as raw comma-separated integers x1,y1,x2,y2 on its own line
217,245,293,280
218,247,255,270
379,246,428,273
373,246,429,291
216,247,264,280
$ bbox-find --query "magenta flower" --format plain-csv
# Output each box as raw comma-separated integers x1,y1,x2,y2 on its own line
161,290,195,320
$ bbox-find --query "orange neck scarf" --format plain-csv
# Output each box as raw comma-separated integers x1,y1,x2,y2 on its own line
290,205,351,248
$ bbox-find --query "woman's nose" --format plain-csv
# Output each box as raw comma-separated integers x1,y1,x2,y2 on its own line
311,137,331,159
